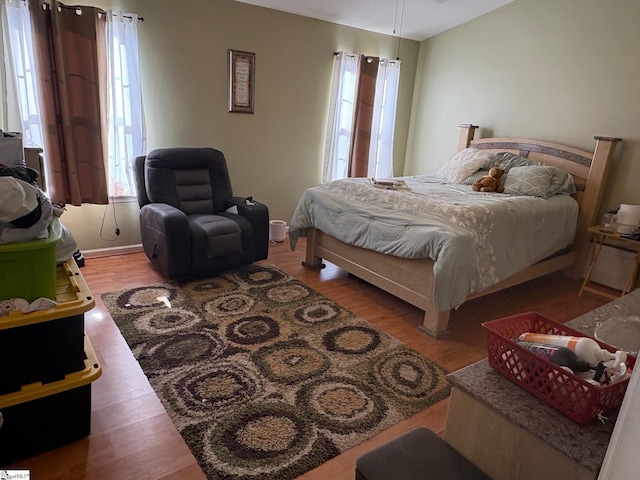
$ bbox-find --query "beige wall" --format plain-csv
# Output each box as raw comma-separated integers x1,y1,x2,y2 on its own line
47,0,640,251
405,0,640,220
59,0,419,251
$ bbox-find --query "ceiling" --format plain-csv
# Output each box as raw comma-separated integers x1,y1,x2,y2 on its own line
234,0,513,41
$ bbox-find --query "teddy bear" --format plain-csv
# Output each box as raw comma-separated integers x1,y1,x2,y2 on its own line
472,166,505,193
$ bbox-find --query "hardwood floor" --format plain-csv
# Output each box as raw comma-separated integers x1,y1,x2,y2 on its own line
6,239,609,479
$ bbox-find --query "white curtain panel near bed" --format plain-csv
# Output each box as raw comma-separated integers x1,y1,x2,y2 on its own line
323,51,400,183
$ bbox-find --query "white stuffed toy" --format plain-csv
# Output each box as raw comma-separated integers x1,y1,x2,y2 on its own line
0,297,57,316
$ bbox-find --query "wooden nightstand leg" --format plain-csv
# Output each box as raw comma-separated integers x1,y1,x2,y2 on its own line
579,235,605,297
622,251,640,295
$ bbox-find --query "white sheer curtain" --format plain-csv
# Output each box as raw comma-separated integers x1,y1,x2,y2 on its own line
105,10,146,197
2,3,145,196
323,51,401,183
0,0,45,148
368,58,400,179
323,52,360,183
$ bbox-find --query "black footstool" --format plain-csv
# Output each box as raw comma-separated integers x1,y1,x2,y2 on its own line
355,428,491,480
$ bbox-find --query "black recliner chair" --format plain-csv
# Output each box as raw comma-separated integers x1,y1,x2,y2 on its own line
134,147,269,279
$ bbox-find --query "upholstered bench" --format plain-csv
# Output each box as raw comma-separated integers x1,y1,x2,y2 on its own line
355,428,491,480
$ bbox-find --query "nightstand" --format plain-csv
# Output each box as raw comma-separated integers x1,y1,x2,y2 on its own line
579,225,640,299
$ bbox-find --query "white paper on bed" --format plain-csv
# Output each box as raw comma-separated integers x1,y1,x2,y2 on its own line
289,175,578,312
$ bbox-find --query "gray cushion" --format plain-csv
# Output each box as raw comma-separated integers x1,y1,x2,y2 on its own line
189,214,242,258
144,148,233,214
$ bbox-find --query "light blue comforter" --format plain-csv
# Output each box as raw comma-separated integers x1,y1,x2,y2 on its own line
289,176,578,311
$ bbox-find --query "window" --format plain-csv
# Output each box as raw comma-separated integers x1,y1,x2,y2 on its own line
1,2,145,199
105,11,146,197
1,0,44,147
323,51,401,183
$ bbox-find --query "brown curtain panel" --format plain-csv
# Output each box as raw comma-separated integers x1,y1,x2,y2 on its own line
29,1,108,205
349,56,379,178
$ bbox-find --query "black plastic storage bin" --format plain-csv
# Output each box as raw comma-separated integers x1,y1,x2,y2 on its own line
0,314,85,395
0,335,101,465
0,384,91,465
0,259,95,396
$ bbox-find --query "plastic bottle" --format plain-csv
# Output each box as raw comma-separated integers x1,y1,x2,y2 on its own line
517,333,616,368
599,209,618,233
514,340,590,372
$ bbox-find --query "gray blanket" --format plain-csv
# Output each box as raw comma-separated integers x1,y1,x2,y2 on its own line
289,176,578,311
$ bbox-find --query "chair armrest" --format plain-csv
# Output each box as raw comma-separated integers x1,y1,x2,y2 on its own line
139,203,191,278
227,197,269,260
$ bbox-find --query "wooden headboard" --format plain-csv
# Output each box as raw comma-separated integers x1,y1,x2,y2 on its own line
457,124,621,276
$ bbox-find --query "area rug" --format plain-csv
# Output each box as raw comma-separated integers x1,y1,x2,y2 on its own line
101,262,450,480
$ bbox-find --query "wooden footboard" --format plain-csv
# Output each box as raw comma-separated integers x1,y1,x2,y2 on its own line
304,228,580,337
304,228,450,336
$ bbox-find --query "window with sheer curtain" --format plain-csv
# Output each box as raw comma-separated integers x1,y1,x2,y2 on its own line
0,0,145,201
323,51,401,183
1,0,43,146
105,11,146,198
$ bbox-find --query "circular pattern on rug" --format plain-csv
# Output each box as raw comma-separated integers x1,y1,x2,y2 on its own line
371,348,443,400
266,284,311,303
186,276,238,297
233,264,289,288
204,293,254,317
293,301,341,325
322,325,381,354
134,307,201,334
296,376,387,434
252,340,330,384
116,285,178,309
139,329,225,370
204,402,317,475
164,361,262,415
225,315,281,345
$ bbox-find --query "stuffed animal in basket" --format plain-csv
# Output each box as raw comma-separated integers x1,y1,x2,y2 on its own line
472,166,505,193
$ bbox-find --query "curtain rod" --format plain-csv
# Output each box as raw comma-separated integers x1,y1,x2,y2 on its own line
20,0,144,21
333,52,400,64
56,2,144,21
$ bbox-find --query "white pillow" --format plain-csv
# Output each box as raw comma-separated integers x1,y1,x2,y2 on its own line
435,148,492,184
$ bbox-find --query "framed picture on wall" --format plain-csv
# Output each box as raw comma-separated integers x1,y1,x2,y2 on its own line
228,49,255,113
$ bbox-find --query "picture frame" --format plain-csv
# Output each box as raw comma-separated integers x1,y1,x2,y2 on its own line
228,49,255,113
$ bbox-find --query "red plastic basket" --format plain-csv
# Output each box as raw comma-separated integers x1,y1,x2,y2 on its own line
483,312,636,425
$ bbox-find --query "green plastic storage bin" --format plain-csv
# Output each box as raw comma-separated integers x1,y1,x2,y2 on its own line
0,217,62,302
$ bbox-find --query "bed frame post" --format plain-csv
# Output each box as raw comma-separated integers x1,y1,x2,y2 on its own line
418,309,452,339
571,136,622,278
302,227,325,269
458,124,479,151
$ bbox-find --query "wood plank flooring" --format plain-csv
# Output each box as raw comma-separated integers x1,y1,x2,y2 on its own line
5,239,609,479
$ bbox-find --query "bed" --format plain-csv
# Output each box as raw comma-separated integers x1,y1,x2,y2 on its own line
289,125,621,337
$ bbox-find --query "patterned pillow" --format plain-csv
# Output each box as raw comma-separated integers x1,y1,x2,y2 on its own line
434,148,492,184
490,152,576,196
503,166,555,198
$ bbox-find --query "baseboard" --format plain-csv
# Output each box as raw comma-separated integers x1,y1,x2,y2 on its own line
83,244,143,258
